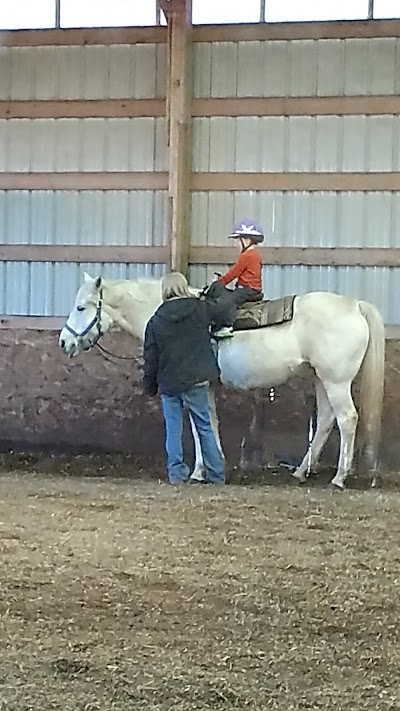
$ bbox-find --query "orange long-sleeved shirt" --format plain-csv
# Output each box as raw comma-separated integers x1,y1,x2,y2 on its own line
218,248,262,291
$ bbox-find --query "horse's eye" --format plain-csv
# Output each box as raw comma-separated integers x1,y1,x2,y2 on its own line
77,306,85,312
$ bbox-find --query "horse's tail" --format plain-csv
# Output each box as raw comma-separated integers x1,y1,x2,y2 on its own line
358,300,385,475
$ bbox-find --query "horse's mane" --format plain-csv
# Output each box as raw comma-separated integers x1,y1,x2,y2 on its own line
102,277,162,303
103,276,199,302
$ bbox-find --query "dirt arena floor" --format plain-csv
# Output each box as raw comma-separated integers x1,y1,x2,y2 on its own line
0,454,399,710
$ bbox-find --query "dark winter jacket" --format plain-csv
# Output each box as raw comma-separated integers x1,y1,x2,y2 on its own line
143,297,220,396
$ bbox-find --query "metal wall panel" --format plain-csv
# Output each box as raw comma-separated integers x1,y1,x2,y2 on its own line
193,43,212,99
288,40,318,97
56,46,83,100
366,115,396,172
237,42,264,97
369,38,398,95
0,118,166,172
341,116,366,172
314,116,342,172
316,40,344,96
192,116,400,173
259,117,286,172
0,191,168,247
209,117,236,172
191,191,400,248
210,43,238,98
193,38,400,98
343,39,371,95
191,118,210,172
287,117,315,172
262,41,290,97
235,117,260,172
0,44,164,101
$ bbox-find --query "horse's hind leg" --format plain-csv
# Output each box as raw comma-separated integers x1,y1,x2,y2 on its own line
324,381,358,490
292,378,335,484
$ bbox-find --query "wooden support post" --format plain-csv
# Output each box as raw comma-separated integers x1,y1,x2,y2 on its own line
368,0,374,19
161,0,192,276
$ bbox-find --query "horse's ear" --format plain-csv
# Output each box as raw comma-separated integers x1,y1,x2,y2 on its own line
83,271,94,284
95,276,102,290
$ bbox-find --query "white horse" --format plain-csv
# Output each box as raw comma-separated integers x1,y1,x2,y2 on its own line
59,273,385,490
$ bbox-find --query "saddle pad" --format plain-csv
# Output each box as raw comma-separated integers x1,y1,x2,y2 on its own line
234,295,296,331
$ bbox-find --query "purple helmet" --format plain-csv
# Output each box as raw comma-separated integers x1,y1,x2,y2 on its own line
228,219,264,244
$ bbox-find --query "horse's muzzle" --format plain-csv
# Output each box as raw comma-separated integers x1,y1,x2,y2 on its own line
59,337,79,358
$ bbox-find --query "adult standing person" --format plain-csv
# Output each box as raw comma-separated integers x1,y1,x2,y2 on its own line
143,272,225,486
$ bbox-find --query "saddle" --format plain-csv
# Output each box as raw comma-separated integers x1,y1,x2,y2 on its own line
201,282,296,332
234,295,296,331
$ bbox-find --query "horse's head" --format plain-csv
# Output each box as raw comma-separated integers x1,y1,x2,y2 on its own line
59,272,113,358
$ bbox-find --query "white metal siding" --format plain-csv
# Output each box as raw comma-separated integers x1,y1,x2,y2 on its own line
191,191,400,248
0,191,168,246
193,38,400,98
0,118,167,172
0,44,166,100
2,32,400,324
0,38,168,318
192,115,400,173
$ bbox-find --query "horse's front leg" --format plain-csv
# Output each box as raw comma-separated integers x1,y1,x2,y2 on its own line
189,412,206,481
188,386,224,481
207,386,225,459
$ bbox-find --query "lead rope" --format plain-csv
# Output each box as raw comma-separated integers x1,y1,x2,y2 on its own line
95,342,138,362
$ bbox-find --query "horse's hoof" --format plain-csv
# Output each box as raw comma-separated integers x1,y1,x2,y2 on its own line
330,481,345,492
292,472,307,485
190,473,205,483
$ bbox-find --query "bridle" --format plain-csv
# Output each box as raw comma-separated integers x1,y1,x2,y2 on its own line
64,288,104,350
64,288,136,362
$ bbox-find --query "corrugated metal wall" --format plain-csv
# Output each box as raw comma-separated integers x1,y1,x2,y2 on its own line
2,33,400,322
192,116,400,172
190,37,400,324
193,38,400,97
0,44,166,99
0,42,167,316
0,118,166,171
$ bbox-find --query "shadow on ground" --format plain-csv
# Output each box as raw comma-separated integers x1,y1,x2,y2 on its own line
0,451,397,492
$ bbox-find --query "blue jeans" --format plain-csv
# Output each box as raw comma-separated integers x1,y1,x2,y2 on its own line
160,384,225,485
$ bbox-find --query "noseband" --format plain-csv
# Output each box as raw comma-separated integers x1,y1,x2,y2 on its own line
64,289,104,349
